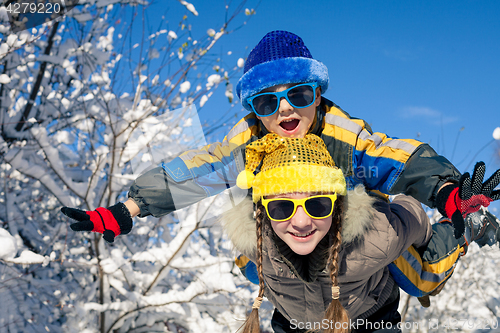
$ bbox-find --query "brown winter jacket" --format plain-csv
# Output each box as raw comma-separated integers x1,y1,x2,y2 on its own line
221,186,432,324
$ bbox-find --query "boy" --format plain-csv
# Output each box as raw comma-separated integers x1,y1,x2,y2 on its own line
62,30,500,311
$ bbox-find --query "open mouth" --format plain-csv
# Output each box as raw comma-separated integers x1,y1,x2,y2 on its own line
280,119,300,131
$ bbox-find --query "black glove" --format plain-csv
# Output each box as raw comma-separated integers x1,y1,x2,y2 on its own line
61,203,133,243
436,162,500,238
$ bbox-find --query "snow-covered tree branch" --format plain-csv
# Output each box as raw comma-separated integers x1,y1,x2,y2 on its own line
0,1,260,332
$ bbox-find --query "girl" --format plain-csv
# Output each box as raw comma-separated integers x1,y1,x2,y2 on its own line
222,133,433,333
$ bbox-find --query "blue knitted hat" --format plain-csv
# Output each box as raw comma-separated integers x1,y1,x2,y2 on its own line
236,31,329,112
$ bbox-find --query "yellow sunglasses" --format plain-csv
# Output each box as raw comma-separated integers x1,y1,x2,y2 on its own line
261,194,337,222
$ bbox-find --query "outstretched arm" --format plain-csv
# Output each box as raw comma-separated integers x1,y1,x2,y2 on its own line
61,113,259,241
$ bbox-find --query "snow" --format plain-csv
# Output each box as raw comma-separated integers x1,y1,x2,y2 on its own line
180,81,191,93
237,57,245,68
0,43,9,56
206,74,221,88
225,83,234,102
168,31,178,42
200,94,208,107
0,73,11,84
493,127,500,140
9,250,46,264
180,0,198,16
214,31,224,41
151,74,159,85
7,34,17,46
0,228,17,259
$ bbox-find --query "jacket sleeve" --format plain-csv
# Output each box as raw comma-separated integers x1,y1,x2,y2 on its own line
382,194,433,254
128,115,258,217
389,144,461,208
389,221,462,297
323,102,461,208
351,129,461,208
128,166,209,217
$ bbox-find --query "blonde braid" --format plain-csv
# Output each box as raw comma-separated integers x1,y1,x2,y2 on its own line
328,224,343,296
323,196,350,333
241,204,266,333
256,205,266,299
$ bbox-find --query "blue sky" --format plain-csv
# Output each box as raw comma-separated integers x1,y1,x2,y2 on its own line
141,0,500,210
184,0,500,171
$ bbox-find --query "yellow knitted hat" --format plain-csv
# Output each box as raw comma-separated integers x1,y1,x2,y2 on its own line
237,133,347,202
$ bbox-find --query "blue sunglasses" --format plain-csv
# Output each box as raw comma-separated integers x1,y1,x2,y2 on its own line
246,82,318,117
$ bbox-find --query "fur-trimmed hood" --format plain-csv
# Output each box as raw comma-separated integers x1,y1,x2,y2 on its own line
219,185,377,257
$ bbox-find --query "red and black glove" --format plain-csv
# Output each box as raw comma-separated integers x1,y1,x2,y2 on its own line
436,162,500,239
61,203,133,243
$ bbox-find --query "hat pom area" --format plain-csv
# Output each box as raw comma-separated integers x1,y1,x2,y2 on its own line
237,170,255,189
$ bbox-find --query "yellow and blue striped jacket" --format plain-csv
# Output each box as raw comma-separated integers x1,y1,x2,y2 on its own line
129,97,462,296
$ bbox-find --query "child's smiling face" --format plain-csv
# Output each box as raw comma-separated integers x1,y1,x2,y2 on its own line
255,83,321,139
267,192,333,256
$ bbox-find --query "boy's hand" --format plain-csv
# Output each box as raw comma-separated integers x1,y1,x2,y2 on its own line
436,162,500,238
61,203,133,243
